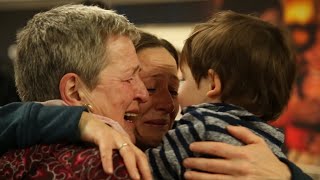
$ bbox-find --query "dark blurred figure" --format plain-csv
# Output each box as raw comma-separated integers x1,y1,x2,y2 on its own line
0,58,20,105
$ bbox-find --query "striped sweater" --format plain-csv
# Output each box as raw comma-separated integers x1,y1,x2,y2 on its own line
146,103,286,180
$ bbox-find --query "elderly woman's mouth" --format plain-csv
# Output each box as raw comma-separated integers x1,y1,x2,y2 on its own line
124,113,139,122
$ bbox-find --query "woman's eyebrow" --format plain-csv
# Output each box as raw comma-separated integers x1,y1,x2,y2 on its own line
170,75,179,82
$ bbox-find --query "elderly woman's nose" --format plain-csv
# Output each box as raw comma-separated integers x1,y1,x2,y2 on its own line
133,76,149,103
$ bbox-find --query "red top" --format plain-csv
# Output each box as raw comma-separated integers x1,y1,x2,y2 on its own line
0,144,130,179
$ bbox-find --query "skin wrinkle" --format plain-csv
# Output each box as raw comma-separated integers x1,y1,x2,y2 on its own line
75,35,148,143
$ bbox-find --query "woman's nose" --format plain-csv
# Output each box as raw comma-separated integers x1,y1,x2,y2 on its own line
155,90,175,113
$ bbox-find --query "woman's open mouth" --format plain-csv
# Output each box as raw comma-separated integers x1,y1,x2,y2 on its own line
124,112,139,122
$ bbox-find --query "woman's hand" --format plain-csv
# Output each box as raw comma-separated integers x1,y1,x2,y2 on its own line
183,125,291,180
79,112,152,180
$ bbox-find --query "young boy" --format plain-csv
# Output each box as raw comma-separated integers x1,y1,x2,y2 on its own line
146,11,296,179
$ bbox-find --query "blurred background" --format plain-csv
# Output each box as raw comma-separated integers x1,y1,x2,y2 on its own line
0,0,319,177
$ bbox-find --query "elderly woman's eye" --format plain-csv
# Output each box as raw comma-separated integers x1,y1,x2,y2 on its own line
124,78,134,83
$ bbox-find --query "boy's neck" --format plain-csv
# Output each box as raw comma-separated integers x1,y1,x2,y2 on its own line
207,97,221,104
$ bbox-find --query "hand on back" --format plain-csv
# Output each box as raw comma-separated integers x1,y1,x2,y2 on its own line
183,126,291,180
79,112,152,180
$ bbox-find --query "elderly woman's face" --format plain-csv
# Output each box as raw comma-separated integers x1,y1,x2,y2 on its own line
134,47,179,149
85,36,148,142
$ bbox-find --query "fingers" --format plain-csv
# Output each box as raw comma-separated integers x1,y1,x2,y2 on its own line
78,113,151,179
188,126,268,159
184,170,231,180
132,145,153,180
95,123,120,175
185,126,290,179
183,157,226,173
183,157,247,175
226,125,264,145
117,139,152,180
189,141,242,159
99,141,113,174
118,142,141,180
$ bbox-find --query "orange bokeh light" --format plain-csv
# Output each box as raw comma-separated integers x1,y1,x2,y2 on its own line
292,29,310,45
283,0,315,25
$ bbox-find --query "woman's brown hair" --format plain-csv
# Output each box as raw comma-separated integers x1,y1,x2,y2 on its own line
135,31,179,66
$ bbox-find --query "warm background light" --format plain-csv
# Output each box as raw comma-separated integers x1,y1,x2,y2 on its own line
283,0,315,25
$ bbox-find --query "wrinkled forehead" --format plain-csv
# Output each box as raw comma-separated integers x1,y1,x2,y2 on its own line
140,59,177,77
139,50,177,72
139,65,179,90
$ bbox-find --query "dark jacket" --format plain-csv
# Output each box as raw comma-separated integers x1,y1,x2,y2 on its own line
0,102,85,154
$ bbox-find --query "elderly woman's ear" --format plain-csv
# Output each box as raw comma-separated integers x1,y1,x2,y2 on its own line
59,73,88,106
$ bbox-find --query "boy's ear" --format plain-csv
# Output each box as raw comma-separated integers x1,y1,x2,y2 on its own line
59,73,86,106
206,69,221,98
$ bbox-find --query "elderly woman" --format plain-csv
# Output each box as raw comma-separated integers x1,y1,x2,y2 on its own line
2,4,150,180
0,4,310,180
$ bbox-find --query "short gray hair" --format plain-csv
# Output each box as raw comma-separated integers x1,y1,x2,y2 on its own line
15,4,140,101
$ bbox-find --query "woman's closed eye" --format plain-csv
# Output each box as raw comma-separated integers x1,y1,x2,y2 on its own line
147,88,177,97
123,77,134,83
169,90,178,97
147,88,156,94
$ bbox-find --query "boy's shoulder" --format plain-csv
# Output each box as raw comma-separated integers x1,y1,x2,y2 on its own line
178,103,247,124
178,102,270,128
181,103,252,117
